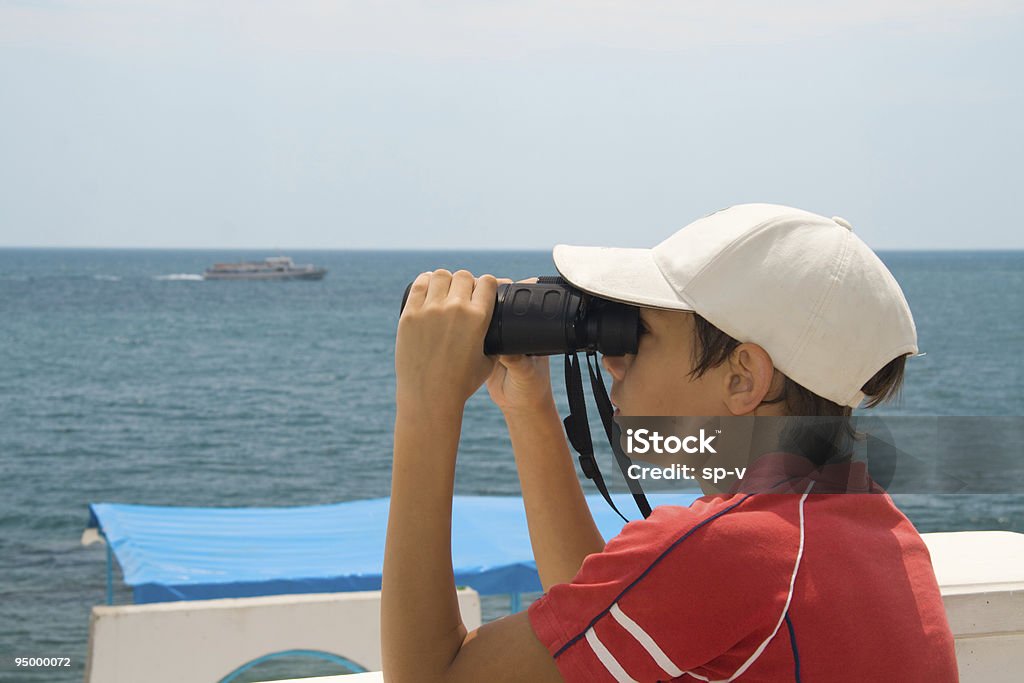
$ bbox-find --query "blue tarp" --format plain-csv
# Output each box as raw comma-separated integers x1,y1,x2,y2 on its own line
87,493,700,603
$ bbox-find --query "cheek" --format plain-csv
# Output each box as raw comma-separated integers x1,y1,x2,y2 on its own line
632,346,712,415
629,347,682,409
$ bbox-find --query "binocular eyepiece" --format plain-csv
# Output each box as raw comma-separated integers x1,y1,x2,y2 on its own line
400,276,640,357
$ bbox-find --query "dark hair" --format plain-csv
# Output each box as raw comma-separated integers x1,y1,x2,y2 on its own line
688,313,907,416
688,314,909,464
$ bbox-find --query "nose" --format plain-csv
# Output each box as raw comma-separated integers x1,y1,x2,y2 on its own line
602,353,629,382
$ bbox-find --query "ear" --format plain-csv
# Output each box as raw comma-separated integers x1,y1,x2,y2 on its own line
723,343,777,415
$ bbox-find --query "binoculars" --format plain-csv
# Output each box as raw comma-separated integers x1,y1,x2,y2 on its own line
401,276,640,356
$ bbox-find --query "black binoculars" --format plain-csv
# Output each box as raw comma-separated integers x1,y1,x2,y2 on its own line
401,276,640,356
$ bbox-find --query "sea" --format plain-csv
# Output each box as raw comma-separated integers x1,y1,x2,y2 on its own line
1,249,1022,682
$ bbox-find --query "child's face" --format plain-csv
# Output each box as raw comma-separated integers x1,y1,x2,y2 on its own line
602,308,731,417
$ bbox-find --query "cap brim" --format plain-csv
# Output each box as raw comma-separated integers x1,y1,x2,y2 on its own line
552,244,695,310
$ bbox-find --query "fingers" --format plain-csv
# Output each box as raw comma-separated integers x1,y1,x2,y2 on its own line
471,273,498,308
500,353,550,366
409,268,498,311
424,269,453,305
496,353,532,372
449,269,475,302
405,271,431,310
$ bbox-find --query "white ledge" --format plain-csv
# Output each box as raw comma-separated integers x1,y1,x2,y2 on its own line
254,531,1024,683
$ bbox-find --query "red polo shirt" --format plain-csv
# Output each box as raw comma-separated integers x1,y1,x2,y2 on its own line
528,461,958,682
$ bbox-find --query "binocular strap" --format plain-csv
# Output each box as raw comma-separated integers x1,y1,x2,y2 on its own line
562,352,653,523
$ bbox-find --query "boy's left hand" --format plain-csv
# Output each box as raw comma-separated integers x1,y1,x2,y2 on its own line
395,269,498,413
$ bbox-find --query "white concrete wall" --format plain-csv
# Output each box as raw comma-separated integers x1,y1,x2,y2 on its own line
923,531,1024,682
259,532,1024,683
85,531,1024,683
84,589,481,683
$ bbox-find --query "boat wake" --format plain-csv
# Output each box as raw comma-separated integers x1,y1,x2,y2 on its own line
155,273,204,281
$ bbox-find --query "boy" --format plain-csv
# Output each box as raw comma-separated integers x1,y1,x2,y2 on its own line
382,204,957,682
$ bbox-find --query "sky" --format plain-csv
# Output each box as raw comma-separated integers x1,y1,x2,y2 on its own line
1,1,1022,250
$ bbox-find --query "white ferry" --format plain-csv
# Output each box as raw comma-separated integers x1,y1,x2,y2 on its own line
203,256,326,281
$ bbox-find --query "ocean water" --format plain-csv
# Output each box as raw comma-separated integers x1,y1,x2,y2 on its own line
0,249,1021,682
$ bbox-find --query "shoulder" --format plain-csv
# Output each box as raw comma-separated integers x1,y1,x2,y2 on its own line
527,494,813,681
529,494,805,652
605,493,807,566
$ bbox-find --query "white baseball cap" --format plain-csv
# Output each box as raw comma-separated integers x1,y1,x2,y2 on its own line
552,203,917,408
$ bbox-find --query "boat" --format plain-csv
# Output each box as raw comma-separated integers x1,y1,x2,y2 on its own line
203,256,326,281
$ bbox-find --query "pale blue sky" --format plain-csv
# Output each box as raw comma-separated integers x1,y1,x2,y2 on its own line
1,1,1021,249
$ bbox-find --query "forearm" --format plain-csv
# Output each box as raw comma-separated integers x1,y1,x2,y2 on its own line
505,401,606,591
381,403,466,682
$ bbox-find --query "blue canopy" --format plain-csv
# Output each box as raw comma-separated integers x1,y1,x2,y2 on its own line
86,493,700,603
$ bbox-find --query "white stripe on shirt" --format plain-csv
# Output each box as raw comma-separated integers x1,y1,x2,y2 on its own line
610,603,685,678
586,626,639,683
684,482,815,682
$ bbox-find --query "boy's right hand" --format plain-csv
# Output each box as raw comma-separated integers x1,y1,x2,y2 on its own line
487,353,555,415
485,278,557,416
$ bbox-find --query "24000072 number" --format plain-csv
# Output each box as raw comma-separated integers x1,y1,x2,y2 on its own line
14,657,71,667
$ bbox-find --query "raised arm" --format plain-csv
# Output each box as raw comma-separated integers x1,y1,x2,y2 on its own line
382,269,562,683
487,349,606,591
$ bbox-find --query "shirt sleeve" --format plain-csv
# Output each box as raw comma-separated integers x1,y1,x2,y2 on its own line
527,496,800,683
